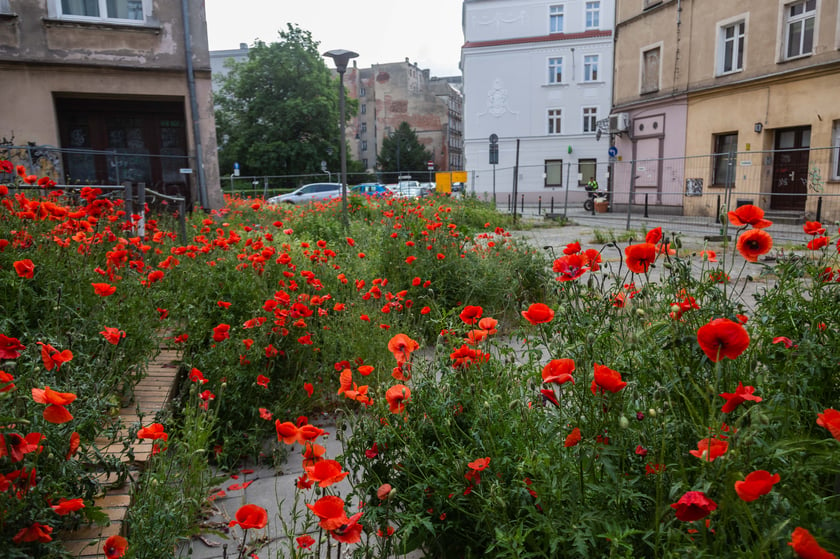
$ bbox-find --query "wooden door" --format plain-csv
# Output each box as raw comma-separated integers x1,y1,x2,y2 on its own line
771,126,810,211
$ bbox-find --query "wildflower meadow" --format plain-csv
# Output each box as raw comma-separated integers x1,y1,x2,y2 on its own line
0,160,839,558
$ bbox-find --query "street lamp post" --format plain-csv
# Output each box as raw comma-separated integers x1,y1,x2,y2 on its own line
323,49,358,228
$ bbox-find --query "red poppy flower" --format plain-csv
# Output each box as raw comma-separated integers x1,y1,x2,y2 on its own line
377,483,393,500
562,241,581,255
644,227,662,244
92,282,117,296
256,374,270,388
542,358,575,385
552,254,588,282
298,424,326,442
624,243,657,273
807,236,830,250
728,204,772,228
32,386,76,423
564,427,581,447
66,431,80,460
100,326,126,345
51,497,86,515
386,384,410,414
306,495,348,531
212,323,230,342
459,305,483,325
773,336,795,348
789,527,836,559
468,457,491,471
734,470,780,502
737,228,773,262
719,382,762,413
137,423,168,442
816,408,840,441
696,318,750,362
388,333,419,364
449,344,489,369
689,436,729,462
670,491,717,522
305,459,349,488
297,534,316,549
12,522,53,543
583,248,602,271
478,317,498,334
275,421,299,444
229,504,268,530
699,250,718,262
37,342,73,371
591,363,627,393
521,303,555,325
13,259,34,279
540,388,560,407
0,334,25,360
803,221,826,236
304,382,314,397
103,535,128,558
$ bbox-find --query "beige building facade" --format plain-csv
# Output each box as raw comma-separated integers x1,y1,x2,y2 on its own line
613,0,840,219
0,0,222,209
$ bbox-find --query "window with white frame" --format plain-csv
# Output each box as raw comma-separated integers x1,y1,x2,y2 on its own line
545,160,563,187
0,0,10,14
56,0,148,22
784,0,816,59
548,109,562,135
361,140,368,152
582,107,598,133
583,55,599,81
550,5,564,33
585,1,600,29
831,120,840,181
362,158,368,169
718,20,745,74
548,57,563,84
360,122,367,134
359,87,366,97
361,104,367,114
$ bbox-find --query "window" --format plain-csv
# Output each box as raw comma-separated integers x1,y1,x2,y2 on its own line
361,140,368,152
784,0,816,59
641,46,661,94
548,109,562,135
578,159,597,186
360,122,367,134
545,160,563,187
644,0,663,8
548,57,563,84
359,87,366,97
585,1,600,29
362,158,368,169
831,121,840,181
712,133,738,187
58,0,146,22
719,21,745,74
583,55,599,81
549,5,564,33
361,104,367,115
0,0,10,14
582,107,597,133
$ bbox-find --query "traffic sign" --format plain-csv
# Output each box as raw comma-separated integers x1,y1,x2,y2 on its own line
489,133,499,145
608,146,618,157
427,161,434,171
489,144,499,165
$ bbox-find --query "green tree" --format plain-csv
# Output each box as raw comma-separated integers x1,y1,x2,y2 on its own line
377,122,433,183
214,24,357,180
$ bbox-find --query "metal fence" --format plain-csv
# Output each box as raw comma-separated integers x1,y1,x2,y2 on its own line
484,146,840,241
224,169,440,198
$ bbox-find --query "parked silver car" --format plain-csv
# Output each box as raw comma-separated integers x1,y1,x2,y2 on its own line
267,183,343,205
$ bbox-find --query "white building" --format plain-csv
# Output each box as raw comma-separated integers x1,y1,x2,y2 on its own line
461,0,614,208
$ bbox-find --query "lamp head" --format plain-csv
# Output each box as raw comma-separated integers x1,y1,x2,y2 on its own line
323,49,359,73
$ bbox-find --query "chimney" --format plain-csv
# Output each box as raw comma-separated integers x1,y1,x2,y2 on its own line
239,43,247,50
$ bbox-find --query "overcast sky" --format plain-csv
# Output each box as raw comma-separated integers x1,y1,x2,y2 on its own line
204,0,465,77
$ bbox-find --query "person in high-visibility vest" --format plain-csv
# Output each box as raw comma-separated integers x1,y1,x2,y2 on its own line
586,177,599,192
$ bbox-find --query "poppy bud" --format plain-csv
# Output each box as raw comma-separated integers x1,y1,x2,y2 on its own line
618,416,630,429
636,309,645,316
648,408,657,417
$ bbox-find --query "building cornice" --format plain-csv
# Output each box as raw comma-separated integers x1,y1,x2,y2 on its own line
463,29,613,49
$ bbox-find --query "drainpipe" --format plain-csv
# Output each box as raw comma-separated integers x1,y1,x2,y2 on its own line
180,0,208,209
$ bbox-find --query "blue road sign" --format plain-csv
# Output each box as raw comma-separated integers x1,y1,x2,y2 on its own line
608,146,618,157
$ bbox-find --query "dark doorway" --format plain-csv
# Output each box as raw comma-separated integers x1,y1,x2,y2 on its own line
55,97,190,203
771,126,810,211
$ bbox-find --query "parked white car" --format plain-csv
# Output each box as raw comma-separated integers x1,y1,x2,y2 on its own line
267,183,343,205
